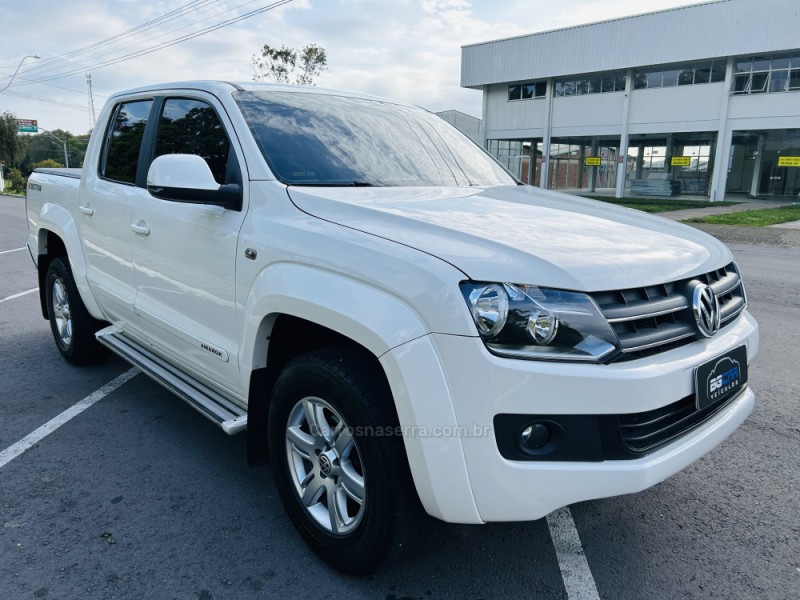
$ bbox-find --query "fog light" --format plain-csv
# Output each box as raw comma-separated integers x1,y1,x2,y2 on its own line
520,423,550,450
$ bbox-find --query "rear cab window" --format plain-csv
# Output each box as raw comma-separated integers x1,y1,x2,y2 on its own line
100,99,153,185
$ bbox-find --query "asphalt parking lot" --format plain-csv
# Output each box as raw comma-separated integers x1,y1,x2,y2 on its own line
1,194,799,599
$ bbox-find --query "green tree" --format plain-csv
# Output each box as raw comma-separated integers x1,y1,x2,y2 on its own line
0,112,23,169
251,43,328,86
21,129,90,175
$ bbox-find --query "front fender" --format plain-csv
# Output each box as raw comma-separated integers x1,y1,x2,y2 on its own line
35,203,103,318
239,263,429,377
238,262,481,522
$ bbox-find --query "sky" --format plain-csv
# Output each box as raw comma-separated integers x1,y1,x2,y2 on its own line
0,0,715,135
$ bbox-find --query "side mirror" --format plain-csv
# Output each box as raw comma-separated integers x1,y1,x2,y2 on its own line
146,154,242,211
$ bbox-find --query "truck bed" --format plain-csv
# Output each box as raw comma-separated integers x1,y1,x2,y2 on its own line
33,168,82,179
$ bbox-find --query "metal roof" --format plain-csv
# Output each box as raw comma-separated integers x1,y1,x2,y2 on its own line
461,0,800,88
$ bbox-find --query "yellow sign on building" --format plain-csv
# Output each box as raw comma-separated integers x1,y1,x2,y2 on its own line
585,157,601,166
671,156,692,167
778,156,800,167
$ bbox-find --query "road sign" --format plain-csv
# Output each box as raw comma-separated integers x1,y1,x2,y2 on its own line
17,119,38,133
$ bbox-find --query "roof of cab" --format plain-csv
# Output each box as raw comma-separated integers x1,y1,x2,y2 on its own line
108,80,407,106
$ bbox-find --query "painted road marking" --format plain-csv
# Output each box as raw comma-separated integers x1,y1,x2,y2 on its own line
0,287,38,304
0,369,139,470
0,247,26,255
547,507,601,600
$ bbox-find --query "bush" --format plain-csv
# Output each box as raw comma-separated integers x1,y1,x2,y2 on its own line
8,168,26,193
32,158,64,170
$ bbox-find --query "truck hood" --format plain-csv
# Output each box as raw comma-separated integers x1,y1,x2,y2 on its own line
287,185,732,291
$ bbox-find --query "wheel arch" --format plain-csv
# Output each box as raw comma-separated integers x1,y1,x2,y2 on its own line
246,314,392,466
241,263,429,462
35,205,103,319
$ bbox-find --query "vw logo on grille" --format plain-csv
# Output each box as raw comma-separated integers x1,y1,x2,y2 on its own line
693,283,720,338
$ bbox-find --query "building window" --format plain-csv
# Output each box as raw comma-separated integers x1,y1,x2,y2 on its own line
554,71,626,96
733,53,800,95
634,60,726,90
508,81,546,101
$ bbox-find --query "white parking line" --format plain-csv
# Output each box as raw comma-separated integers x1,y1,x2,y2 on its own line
0,368,139,470
0,247,26,255
547,507,601,600
0,288,38,304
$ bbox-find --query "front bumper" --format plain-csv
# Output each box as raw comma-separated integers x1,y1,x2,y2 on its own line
383,310,758,523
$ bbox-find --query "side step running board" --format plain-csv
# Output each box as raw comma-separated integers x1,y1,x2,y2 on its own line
96,326,247,435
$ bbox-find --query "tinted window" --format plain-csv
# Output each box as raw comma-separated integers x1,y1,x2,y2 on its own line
102,100,153,184
155,98,231,184
235,91,514,187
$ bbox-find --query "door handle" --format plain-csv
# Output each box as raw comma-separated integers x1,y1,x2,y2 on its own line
130,223,151,236
78,204,94,216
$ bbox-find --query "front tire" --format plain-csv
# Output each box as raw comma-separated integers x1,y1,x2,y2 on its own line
45,257,109,365
268,346,423,575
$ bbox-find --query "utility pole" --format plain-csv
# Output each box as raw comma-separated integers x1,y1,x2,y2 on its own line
86,73,97,130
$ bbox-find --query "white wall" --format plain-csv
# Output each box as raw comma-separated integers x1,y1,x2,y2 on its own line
628,83,725,135
728,92,800,131
484,84,548,139
551,92,626,137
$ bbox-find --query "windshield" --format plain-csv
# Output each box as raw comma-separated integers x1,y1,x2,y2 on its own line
234,90,515,187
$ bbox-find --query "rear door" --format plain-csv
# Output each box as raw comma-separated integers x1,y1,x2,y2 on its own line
130,93,248,397
77,97,154,335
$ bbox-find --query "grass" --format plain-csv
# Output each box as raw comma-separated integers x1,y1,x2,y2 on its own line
580,195,740,213
683,204,800,227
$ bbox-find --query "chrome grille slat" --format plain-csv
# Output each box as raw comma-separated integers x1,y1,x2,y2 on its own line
605,295,689,323
620,331,696,353
591,262,747,362
710,273,741,296
720,296,746,323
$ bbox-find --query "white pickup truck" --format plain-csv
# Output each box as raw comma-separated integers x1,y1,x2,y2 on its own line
26,81,758,574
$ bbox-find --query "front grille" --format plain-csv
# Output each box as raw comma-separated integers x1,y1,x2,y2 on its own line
617,387,746,454
590,262,746,362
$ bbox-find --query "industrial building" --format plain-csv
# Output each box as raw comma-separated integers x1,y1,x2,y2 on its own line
460,0,800,200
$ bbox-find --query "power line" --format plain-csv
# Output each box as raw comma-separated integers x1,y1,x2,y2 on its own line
5,74,108,99
14,0,294,86
2,90,90,112
16,0,217,79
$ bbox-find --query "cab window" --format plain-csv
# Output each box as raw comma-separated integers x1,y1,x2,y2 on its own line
101,99,153,185
154,98,232,184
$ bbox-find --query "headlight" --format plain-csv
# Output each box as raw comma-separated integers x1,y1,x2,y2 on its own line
460,282,619,363
467,283,508,337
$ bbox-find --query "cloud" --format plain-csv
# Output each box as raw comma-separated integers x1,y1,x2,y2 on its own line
0,0,708,134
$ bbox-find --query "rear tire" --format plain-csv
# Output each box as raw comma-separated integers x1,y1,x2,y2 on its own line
268,346,424,575
45,257,109,365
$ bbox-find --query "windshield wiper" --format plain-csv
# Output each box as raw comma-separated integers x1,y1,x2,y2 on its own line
290,180,380,187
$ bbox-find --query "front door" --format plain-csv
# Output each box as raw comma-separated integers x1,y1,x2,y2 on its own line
130,95,247,397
